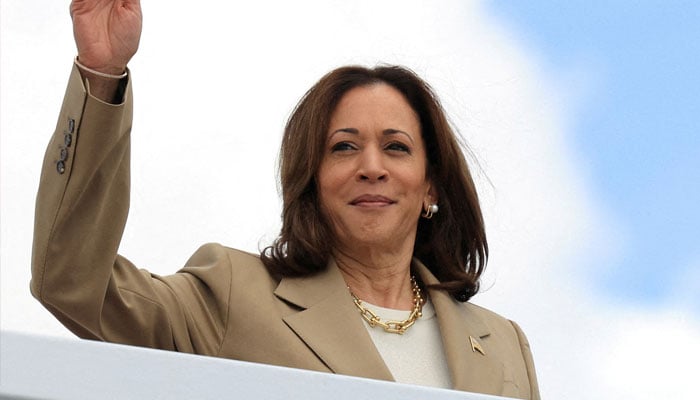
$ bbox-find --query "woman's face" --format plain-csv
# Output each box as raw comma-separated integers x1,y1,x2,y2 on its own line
317,83,434,251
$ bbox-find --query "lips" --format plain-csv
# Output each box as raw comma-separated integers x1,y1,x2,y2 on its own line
349,194,395,207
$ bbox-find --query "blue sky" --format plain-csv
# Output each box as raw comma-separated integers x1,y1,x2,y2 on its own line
490,2,700,305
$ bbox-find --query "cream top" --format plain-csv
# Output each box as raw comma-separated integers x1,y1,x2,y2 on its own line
359,297,452,389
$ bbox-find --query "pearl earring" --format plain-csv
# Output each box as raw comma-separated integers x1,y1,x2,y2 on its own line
422,203,439,219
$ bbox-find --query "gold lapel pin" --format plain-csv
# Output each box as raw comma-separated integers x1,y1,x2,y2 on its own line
469,336,485,355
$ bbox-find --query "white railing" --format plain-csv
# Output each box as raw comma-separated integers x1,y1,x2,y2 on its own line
0,331,508,400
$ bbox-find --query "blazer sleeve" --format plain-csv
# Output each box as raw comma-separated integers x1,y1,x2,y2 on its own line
30,64,230,356
510,320,541,400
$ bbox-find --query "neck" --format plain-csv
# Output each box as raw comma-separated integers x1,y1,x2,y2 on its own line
334,245,416,310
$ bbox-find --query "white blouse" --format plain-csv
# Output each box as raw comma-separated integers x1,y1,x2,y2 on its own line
359,297,452,389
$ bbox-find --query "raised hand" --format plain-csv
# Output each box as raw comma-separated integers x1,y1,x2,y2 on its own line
70,0,142,75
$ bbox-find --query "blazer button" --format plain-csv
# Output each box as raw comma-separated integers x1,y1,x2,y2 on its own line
56,161,66,174
59,147,69,162
64,133,72,147
68,118,75,133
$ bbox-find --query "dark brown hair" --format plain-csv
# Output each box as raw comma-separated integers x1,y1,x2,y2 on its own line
261,65,488,301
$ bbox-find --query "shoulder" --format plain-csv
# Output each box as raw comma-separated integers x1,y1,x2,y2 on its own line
463,302,517,333
178,242,277,286
183,242,263,268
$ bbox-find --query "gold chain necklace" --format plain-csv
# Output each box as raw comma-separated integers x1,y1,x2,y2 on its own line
349,276,424,335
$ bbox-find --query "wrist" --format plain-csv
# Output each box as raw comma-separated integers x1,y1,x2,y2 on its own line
74,58,128,105
74,56,127,79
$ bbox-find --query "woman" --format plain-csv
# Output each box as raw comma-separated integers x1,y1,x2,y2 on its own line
31,1,539,398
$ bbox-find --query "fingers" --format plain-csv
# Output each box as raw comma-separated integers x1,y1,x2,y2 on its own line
70,0,143,17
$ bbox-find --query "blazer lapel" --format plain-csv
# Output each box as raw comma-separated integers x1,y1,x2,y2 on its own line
274,260,394,382
414,260,505,394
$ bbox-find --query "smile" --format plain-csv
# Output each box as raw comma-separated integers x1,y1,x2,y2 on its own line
349,195,396,207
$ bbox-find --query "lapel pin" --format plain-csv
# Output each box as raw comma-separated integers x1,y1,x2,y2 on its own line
469,335,485,355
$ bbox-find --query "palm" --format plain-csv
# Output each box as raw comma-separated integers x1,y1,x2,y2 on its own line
71,0,142,73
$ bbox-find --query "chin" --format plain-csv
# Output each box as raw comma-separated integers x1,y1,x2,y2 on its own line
333,215,418,250
349,227,400,247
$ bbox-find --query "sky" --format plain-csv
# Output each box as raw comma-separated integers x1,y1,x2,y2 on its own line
1,1,698,399
491,0,700,310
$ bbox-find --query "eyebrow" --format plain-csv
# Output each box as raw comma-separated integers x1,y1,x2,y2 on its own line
329,128,415,143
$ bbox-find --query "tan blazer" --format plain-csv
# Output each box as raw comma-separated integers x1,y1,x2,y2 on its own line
32,65,540,399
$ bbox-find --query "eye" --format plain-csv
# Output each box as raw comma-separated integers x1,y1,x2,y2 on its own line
385,141,411,154
330,141,357,152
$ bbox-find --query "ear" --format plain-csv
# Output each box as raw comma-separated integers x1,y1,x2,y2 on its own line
424,181,438,206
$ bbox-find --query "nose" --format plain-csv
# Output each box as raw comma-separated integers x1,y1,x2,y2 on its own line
356,146,388,182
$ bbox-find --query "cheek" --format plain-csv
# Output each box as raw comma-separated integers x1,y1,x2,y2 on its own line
317,160,352,194
316,164,344,210
401,169,430,196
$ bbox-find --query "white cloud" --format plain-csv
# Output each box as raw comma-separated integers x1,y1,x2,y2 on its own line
2,1,697,399
598,310,700,399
